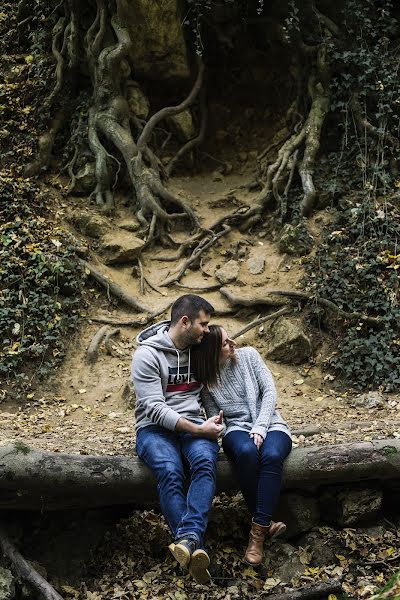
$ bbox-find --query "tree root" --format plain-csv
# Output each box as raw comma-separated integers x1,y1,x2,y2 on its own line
86,325,110,364
166,89,207,177
0,526,64,600
104,327,121,354
159,226,231,287
220,287,386,329
232,306,293,339
80,260,150,313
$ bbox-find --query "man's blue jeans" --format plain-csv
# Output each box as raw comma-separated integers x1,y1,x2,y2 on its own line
222,430,292,527
136,425,219,546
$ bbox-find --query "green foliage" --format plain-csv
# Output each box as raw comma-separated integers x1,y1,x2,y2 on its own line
304,200,400,391
0,176,84,393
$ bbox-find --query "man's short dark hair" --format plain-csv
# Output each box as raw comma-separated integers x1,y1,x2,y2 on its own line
170,295,214,325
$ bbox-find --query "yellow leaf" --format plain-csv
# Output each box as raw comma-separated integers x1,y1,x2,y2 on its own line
328,595,337,600
387,547,395,556
25,55,34,64
336,554,346,561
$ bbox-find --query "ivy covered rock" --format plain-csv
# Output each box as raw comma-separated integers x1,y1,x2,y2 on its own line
279,223,314,256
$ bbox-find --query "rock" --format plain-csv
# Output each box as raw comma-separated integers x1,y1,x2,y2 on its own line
265,542,305,582
124,0,189,80
118,220,140,233
297,531,337,567
74,162,95,194
248,150,258,161
264,317,312,364
212,171,224,182
121,380,135,410
274,492,320,537
126,84,150,119
246,252,265,275
0,567,15,600
100,231,145,265
348,391,384,409
279,222,314,256
320,486,383,526
215,260,240,284
71,212,109,238
168,110,194,141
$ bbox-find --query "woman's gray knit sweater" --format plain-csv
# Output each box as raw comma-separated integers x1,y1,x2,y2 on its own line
201,347,291,440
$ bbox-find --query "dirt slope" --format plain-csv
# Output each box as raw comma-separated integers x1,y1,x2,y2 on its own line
0,173,399,455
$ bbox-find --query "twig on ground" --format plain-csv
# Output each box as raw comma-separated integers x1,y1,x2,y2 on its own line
232,306,293,339
263,579,342,600
86,325,110,364
159,226,231,287
0,526,64,600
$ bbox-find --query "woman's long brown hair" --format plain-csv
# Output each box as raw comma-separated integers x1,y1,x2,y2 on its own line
191,324,223,387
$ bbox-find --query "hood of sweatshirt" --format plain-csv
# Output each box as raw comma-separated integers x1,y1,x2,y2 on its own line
132,320,204,432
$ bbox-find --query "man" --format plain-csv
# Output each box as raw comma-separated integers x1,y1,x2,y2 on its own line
132,295,223,585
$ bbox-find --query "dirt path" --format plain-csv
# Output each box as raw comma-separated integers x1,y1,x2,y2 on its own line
1,173,399,455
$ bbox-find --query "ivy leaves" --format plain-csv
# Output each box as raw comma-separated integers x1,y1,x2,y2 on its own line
0,176,84,396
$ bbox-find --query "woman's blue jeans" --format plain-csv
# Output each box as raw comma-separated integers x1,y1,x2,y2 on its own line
136,424,219,546
222,430,292,527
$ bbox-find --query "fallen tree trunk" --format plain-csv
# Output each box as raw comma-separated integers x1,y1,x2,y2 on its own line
0,439,399,510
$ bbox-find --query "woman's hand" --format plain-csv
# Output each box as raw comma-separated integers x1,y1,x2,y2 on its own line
250,433,264,449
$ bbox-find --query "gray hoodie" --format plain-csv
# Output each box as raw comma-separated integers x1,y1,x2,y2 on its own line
131,321,205,433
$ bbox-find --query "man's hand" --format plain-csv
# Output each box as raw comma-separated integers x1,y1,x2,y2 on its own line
250,433,264,449
198,412,224,440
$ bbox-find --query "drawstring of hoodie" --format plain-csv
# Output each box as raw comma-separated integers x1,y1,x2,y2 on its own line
175,348,191,383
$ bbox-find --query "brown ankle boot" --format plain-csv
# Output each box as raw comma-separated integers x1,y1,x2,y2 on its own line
244,521,268,566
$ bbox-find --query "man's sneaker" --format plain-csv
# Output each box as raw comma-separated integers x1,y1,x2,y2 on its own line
189,549,211,585
268,521,286,539
168,537,197,568
169,538,211,585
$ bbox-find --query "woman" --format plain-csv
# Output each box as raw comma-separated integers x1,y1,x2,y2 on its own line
191,325,292,566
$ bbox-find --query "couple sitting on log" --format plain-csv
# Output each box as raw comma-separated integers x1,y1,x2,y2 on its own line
131,294,292,585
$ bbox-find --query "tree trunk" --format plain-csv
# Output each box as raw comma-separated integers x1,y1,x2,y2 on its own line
0,440,399,511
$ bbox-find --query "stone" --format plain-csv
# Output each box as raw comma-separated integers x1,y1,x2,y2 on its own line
274,492,320,538
348,391,384,409
0,567,15,600
297,531,337,567
279,222,314,256
168,110,194,141
212,171,224,182
265,542,305,583
74,162,95,194
118,220,140,233
100,230,145,265
246,253,265,275
126,84,149,119
121,380,135,410
264,317,312,364
71,212,109,238
320,486,383,526
215,260,240,284
123,1,189,80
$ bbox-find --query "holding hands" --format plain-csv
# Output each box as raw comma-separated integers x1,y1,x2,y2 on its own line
200,410,224,440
